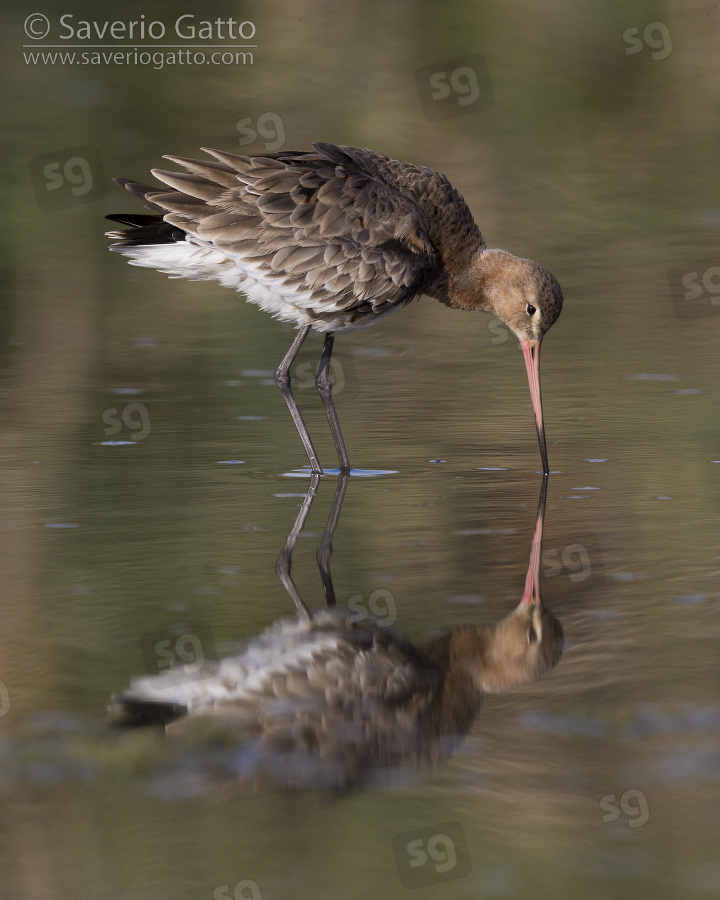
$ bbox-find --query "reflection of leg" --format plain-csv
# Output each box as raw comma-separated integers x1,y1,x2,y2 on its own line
274,325,322,474
275,472,321,620
317,471,349,607
315,333,350,472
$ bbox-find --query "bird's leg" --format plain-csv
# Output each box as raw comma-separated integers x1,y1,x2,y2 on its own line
275,472,321,620
274,325,323,474
315,333,351,472
316,470,349,607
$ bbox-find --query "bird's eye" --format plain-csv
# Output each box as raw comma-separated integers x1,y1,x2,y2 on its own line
528,626,537,644
526,305,536,316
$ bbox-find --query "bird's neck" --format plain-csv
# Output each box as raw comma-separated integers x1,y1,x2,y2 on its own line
421,628,489,736
423,626,490,680
443,248,515,313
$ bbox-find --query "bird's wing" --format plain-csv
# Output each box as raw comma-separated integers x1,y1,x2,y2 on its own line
136,144,439,315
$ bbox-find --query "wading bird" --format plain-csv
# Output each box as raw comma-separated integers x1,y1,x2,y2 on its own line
111,475,562,792
106,143,563,473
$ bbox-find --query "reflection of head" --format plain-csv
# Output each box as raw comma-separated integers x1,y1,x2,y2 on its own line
465,471,564,693
475,601,564,693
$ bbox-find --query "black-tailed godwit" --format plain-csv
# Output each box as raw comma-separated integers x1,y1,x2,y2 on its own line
106,144,563,474
111,475,562,790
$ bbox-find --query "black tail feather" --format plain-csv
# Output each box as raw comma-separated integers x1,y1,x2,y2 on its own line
105,213,164,228
106,176,190,247
105,212,188,247
109,695,187,728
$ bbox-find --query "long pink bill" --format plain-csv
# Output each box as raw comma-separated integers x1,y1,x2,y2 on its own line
520,474,548,608
520,337,549,474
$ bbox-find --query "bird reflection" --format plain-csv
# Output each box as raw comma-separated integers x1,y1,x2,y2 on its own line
111,476,563,791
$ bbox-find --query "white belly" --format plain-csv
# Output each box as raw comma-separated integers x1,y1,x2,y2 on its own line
114,239,401,335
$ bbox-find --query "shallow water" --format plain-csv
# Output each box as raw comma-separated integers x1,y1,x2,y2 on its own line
2,1,720,897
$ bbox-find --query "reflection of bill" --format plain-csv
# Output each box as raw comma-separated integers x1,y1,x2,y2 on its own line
111,477,562,791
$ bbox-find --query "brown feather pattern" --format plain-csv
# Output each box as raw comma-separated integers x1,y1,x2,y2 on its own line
108,143,488,332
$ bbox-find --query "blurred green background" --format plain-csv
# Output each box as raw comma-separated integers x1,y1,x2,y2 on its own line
1,0,720,898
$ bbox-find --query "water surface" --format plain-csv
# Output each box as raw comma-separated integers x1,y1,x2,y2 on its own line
2,1,720,897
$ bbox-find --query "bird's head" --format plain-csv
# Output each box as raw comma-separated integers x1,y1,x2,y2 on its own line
477,597,564,692
476,470,562,691
464,249,564,472
481,250,563,343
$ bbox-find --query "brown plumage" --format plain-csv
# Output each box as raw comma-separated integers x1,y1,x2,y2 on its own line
110,475,562,792
112,602,562,791
107,143,563,473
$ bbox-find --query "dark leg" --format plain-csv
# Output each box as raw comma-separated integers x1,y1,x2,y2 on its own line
316,470,349,607
274,325,322,474
315,333,350,472
275,472,321,620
